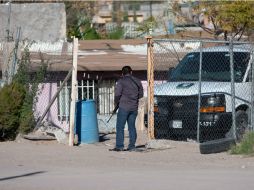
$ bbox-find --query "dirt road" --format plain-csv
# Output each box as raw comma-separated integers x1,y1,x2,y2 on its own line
0,133,254,190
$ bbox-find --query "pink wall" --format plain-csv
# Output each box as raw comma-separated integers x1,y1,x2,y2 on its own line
35,83,69,132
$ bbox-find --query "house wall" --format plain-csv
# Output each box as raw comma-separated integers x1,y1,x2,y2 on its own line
34,66,149,132
35,83,69,132
34,80,149,133
0,3,66,42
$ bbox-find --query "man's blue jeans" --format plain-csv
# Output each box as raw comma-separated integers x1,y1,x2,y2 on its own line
116,107,138,150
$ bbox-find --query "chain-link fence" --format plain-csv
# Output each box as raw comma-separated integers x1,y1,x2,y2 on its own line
29,41,76,135
0,37,76,134
147,38,254,143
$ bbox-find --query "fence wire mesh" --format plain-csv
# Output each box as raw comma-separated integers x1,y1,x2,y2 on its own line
0,39,74,133
29,42,74,133
150,39,254,143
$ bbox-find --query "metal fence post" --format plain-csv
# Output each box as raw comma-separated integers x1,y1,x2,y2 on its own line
251,48,254,131
197,41,203,143
230,39,236,140
146,36,155,140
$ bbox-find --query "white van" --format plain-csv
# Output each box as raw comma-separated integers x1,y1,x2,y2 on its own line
152,45,253,142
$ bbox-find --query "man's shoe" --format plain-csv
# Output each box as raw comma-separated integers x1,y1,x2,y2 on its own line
124,148,136,152
109,147,124,152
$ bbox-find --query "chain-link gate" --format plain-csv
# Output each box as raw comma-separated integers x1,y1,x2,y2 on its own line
147,38,254,143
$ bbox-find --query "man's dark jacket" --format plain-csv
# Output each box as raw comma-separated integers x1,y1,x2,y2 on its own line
114,74,143,112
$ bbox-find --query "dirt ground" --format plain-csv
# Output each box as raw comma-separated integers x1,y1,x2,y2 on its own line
0,130,254,190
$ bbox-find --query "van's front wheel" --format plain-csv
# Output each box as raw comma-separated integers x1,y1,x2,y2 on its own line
225,110,248,141
235,110,248,142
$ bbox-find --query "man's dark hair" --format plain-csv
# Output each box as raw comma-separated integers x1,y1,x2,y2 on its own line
122,66,132,75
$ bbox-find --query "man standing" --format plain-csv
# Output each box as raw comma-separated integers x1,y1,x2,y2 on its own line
110,66,143,152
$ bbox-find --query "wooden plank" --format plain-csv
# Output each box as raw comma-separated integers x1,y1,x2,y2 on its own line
69,38,78,146
146,36,155,140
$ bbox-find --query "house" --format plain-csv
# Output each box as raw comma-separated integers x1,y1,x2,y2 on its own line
91,1,170,38
95,1,168,23
28,39,150,132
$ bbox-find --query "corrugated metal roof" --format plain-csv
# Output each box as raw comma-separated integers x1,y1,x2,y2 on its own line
76,39,147,71
0,39,149,72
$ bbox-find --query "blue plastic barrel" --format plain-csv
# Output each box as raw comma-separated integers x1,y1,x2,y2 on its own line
75,100,99,144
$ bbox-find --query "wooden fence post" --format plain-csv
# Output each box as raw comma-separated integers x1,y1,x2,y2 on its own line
146,36,155,140
69,37,78,146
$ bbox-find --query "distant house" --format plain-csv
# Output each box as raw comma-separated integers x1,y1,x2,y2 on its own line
92,1,169,38
95,1,167,24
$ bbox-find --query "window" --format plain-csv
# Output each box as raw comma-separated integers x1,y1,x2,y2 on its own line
57,81,71,122
57,79,117,120
129,3,140,11
78,80,97,100
98,80,115,114
123,3,140,11
171,52,250,82
57,80,97,122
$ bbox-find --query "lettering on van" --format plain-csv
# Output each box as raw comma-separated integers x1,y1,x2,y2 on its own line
176,83,194,89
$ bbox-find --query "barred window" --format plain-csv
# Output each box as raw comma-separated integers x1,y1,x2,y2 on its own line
78,80,97,101
57,80,97,122
57,81,71,122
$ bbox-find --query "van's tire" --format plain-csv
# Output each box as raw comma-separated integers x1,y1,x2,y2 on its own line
235,110,248,142
225,110,248,141
199,137,236,154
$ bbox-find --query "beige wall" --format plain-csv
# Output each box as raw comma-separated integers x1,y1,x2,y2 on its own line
0,3,66,42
